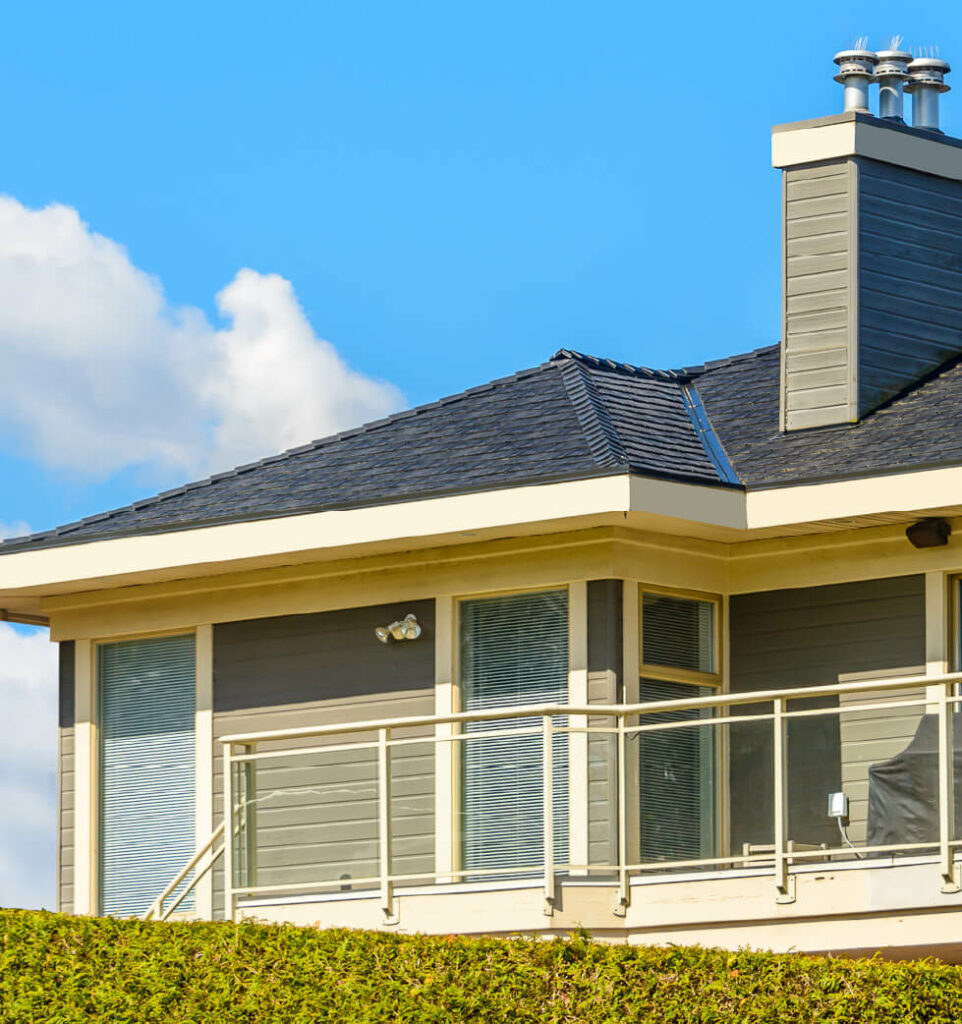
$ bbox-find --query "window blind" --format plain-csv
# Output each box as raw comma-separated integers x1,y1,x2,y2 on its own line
460,590,569,874
100,634,196,917
642,594,715,674
638,678,715,863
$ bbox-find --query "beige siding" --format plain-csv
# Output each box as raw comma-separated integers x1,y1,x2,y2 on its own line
783,160,856,430
212,601,435,916
58,641,75,914
587,581,621,868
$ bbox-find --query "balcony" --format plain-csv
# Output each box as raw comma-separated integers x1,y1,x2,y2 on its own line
151,671,962,958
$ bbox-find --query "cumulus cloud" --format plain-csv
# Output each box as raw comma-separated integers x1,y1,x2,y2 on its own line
0,197,404,479
0,623,58,910
0,522,30,540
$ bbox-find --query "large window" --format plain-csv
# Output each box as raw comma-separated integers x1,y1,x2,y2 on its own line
459,589,569,875
638,591,720,863
99,633,196,917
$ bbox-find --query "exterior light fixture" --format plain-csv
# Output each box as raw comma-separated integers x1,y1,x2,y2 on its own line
375,613,422,644
906,518,951,549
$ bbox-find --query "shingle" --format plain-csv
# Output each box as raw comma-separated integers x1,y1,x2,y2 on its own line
0,352,738,553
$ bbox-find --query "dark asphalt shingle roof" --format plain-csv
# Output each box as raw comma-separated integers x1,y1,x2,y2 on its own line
5,341,962,553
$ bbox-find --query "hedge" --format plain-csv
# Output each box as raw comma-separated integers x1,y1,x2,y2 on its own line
3,909,962,1022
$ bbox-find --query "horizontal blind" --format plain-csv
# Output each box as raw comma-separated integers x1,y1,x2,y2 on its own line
100,634,196,917
461,590,569,873
639,678,715,863
642,594,715,674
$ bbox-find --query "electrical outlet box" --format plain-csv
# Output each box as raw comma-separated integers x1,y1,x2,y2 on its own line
827,791,850,820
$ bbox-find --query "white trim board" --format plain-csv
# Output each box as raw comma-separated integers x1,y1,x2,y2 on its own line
7,465,962,602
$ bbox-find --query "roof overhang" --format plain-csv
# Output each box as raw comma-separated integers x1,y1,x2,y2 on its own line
4,464,962,619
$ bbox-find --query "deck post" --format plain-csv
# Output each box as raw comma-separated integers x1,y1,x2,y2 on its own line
222,741,236,923
773,698,794,903
378,728,396,921
542,714,556,915
938,682,959,892
614,715,629,915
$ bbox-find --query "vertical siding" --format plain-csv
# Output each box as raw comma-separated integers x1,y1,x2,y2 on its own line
782,160,856,430
212,601,435,917
58,641,75,915
729,576,924,853
587,581,622,867
858,158,962,414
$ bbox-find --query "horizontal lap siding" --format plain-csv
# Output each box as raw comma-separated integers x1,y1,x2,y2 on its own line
729,576,925,853
587,581,622,868
212,601,435,916
58,642,75,914
783,161,855,430
858,159,962,414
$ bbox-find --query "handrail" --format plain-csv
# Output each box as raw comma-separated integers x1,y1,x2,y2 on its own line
142,821,225,922
149,669,962,924
219,670,962,747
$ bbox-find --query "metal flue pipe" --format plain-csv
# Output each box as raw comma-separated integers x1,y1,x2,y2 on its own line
834,47,878,112
907,56,951,131
875,47,912,120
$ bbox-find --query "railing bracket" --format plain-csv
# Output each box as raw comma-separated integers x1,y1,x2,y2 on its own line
542,897,555,918
775,876,796,905
612,895,629,918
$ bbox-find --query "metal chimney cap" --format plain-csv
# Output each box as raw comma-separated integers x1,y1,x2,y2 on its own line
875,49,913,77
833,48,878,84
906,57,951,92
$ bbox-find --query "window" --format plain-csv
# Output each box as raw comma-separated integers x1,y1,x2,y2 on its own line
638,591,720,863
99,634,196,917
459,589,569,875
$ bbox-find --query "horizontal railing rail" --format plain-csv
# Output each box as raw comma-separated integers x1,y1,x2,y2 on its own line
156,670,962,924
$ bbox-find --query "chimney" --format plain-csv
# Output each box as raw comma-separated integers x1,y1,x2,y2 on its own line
773,43,962,431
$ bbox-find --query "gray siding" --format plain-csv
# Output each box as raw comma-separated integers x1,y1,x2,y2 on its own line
782,160,855,430
212,601,435,916
729,575,925,852
587,580,622,867
58,641,75,914
858,158,962,414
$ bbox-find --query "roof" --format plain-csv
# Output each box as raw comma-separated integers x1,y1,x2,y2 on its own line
5,341,962,553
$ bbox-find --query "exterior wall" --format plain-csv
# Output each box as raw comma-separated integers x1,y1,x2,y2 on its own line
587,580,622,867
211,600,435,917
58,641,75,914
782,151,962,431
728,575,925,852
858,158,962,415
782,159,856,431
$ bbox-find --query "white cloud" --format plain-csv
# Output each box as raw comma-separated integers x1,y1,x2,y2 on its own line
0,197,404,479
0,521,30,540
0,623,58,910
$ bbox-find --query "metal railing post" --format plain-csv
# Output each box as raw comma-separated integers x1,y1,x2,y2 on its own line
773,698,794,903
615,714,629,915
378,728,396,921
542,714,556,915
222,741,236,923
938,683,959,892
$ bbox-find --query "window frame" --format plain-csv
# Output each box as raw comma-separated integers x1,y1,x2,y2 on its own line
638,585,723,690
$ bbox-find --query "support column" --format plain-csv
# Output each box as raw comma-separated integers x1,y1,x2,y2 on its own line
73,639,95,915
194,624,214,919
568,580,589,874
433,596,456,882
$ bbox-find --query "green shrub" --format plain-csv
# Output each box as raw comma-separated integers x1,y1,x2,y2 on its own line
2,908,962,1022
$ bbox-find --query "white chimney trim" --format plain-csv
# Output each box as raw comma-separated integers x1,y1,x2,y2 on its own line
772,115,962,182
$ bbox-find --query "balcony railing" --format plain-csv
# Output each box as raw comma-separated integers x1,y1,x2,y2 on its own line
152,671,962,923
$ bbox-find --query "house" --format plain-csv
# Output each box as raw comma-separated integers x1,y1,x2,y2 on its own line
5,47,962,960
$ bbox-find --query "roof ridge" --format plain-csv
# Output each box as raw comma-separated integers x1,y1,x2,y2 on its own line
1,357,568,549
550,348,689,382
557,359,629,469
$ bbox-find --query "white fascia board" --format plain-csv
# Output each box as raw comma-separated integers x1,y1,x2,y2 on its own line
0,475,637,594
744,464,962,530
772,117,962,182
627,475,747,529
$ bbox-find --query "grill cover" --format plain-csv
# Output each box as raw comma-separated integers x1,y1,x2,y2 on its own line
867,714,962,846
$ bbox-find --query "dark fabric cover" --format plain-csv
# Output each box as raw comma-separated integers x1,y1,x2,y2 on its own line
867,715,962,846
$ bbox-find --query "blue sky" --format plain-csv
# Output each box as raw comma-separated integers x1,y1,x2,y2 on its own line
1,0,961,908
